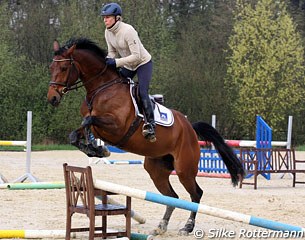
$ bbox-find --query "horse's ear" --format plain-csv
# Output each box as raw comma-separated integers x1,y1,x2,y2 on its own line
53,40,60,52
67,44,76,56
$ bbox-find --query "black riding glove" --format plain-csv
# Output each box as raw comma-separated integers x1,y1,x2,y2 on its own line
105,58,116,68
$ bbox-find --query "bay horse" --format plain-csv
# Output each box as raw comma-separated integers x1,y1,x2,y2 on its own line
47,38,245,236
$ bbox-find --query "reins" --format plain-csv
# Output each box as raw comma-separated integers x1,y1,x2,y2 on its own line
49,52,139,148
50,55,131,111
85,77,129,111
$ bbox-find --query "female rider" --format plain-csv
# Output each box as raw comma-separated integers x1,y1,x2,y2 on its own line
101,2,156,142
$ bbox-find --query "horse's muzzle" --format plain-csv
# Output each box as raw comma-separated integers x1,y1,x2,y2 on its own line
47,90,61,106
49,95,60,107
47,87,63,107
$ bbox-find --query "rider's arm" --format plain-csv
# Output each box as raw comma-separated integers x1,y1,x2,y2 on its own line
115,27,142,68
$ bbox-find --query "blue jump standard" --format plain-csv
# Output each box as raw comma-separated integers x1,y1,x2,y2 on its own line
108,160,143,164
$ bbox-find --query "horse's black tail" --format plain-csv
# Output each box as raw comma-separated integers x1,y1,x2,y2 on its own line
192,121,245,186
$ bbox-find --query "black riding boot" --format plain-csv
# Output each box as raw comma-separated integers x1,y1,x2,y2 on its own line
141,98,156,142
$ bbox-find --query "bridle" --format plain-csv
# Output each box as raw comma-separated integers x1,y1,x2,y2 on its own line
49,57,108,95
49,57,79,95
48,52,139,148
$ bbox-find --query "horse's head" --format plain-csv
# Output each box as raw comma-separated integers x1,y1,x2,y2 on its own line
47,40,79,107
47,38,114,107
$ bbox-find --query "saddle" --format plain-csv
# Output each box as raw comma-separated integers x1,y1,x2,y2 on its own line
130,80,174,127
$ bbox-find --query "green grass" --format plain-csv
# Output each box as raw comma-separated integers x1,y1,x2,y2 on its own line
296,145,305,151
33,144,76,151
0,144,76,151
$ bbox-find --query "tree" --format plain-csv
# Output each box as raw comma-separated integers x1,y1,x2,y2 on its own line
1,0,305,144
57,0,104,45
162,1,237,130
226,0,305,138
7,1,59,65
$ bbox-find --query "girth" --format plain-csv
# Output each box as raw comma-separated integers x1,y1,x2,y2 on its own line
93,116,142,149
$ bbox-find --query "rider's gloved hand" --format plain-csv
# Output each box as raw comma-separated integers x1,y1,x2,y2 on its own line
105,58,116,68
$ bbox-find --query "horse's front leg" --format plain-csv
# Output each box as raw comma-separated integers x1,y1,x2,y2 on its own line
69,116,110,158
69,127,96,157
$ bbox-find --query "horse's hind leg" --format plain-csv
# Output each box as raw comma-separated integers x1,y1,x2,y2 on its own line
144,155,178,236
175,152,203,235
177,173,203,235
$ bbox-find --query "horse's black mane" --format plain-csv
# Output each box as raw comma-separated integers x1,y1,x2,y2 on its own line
55,37,107,59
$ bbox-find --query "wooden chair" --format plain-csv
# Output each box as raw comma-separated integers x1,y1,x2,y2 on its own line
63,163,131,239
239,148,305,189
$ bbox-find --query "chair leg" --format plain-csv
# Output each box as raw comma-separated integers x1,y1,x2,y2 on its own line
126,197,131,238
89,215,95,240
65,212,72,240
254,173,258,190
102,215,107,239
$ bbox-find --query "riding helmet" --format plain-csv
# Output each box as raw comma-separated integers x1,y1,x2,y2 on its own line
100,3,122,16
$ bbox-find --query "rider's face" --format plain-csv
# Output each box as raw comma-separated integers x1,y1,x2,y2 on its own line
103,15,116,29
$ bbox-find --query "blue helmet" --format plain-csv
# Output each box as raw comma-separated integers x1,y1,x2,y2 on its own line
100,3,122,16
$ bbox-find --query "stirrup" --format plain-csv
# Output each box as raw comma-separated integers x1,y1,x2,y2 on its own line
142,123,156,142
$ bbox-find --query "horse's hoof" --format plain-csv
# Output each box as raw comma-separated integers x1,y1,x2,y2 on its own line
101,146,111,157
178,229,190,236
149,228,166,236
149,219,168,236
96,146,111,158
178,218,195,236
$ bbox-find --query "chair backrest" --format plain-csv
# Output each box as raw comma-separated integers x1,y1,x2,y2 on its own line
63,163,96,213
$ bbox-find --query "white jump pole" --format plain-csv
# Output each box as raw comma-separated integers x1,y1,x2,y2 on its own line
13,111,39,183
208,115,292,148
211,115,216,150
211,114,216,128
286,116,293,149
94,179,305,233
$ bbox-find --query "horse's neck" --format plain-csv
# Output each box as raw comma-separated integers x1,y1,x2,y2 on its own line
75,52,118,93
